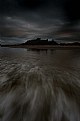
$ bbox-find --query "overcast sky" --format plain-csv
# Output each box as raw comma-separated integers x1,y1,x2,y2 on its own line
0,0,80,44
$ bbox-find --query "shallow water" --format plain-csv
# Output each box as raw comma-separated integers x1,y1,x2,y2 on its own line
0,47,80,121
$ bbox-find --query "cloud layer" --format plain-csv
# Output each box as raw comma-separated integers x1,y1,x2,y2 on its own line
0,0,80,44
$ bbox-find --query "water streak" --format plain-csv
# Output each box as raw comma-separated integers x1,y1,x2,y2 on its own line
0,48,80,121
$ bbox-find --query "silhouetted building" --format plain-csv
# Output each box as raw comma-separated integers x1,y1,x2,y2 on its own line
22,38,58,45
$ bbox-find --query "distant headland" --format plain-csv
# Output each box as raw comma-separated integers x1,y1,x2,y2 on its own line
1,38,80,49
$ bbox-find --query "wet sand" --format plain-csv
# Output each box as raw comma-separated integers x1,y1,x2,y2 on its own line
1,45,80,50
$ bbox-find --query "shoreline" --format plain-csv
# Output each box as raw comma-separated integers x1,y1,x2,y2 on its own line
1,45,80,50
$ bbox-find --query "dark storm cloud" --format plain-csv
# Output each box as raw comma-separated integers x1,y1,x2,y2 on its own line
64,0,80,24
0,0,59,10
0,0,63,39
0,0,80,44
0,0,44,14
0,0,65,16
0,0,80,23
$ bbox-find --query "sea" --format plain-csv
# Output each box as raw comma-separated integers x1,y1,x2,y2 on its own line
0,47,80,121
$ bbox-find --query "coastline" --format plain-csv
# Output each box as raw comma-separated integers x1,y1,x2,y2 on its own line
1,45,80,50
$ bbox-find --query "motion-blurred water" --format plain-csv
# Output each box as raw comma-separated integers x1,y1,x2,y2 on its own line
0,47,80,121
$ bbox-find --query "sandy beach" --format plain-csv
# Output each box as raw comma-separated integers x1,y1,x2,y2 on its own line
1,45,80,50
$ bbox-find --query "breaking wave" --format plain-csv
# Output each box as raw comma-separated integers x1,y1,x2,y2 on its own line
0,64,80,121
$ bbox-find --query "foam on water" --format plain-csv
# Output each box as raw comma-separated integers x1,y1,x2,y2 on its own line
0,48,80,121
0,65,80,121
